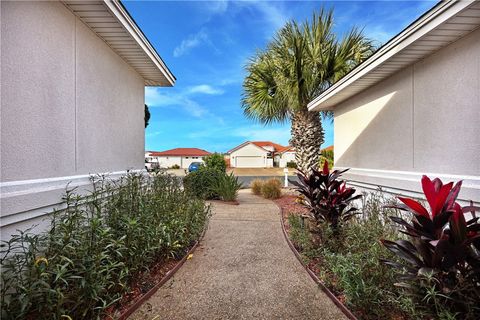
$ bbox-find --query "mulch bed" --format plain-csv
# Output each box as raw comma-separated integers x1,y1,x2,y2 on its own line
273,194,308,233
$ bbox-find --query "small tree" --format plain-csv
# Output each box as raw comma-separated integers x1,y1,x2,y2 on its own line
203,153,226,172
144,104,151,128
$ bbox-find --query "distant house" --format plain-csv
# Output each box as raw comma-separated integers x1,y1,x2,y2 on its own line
308,1,479,205
276,146,296,168
0,1,175,241
228,141,293,168
149,148,211,169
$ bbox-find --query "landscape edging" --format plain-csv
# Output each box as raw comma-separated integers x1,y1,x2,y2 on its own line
275,203,358,320
115,240,200,320
116,215,210,320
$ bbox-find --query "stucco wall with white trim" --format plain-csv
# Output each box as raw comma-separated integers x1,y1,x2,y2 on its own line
1,2,145,240
334,28,479,203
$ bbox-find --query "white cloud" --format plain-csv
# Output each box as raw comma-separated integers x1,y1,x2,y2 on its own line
207,0,228,15
188,84,224,95
235,1,289,37
254,1,289,32
173,28,209,57
232,125,291,145
145,87,208,118
145,87,177,107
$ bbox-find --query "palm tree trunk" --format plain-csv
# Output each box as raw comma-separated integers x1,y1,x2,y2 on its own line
290,111,324,173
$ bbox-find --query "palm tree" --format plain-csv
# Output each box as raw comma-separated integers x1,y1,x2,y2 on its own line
242,8,374,172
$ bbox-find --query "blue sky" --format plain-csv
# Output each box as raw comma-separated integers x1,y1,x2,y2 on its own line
123,0,436,153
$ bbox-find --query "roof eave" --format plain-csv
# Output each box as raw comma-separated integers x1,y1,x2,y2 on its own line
104,1,176,86
307,0,475,111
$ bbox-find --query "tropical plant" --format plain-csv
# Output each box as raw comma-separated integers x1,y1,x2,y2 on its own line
250,179,264,195
261,178,282,199
212,172,243,201
203,153,226,172
292,161,361,233
242,8,373,172
381,176,480,319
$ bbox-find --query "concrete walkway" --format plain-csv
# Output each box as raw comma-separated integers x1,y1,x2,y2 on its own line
129,190,346,320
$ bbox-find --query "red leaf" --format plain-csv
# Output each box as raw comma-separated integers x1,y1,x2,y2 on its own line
422,176,437,215
431,182,452,218
444,181,462,210
432,178,443,192
398,197,430,219
322,160,329,175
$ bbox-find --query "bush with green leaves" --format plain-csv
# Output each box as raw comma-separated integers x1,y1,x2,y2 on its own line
286,161,297,169
288,190,420,319
183,167,224,200
211,172,243,201
0,173,210,320
202,153,226,172
170,164,180,169
320,148,334,169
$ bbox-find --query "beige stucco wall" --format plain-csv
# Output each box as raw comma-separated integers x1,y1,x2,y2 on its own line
333,28,479,203
1,1,145,240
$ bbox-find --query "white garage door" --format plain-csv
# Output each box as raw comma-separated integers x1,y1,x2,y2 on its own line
235,156,264,168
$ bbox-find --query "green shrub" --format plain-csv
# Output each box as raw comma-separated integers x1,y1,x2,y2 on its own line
289,190,421,319
183,168,224,199
320,148,334,169
170,164,180,169
287,214,318,259
203,153,226,172
212,172,243,201
261,178,282,199
0,173,210,320
250,179,264,195
286,161,297,169
322,191,420,319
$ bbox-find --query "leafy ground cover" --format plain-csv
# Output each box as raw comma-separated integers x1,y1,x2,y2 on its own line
1,173,210,320
275,193,419,319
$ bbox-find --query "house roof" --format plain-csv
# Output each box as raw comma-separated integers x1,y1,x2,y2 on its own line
321,145,334,152
278,146,295,153
308,0,480,111
63,0,175,86
150,148,211,157
251,141,286,152
227,141,287,154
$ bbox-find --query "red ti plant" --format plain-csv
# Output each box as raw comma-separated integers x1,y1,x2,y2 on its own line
382,176,480,317
292,161,361,233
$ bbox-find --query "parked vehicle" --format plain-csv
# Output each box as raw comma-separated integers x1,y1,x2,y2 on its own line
188,162,203,172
